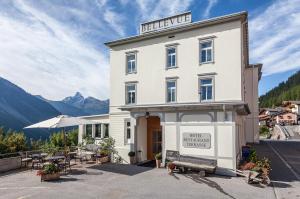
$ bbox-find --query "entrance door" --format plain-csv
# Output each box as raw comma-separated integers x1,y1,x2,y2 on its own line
147,117,162,160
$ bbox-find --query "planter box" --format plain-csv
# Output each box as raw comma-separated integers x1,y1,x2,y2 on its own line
0,156,21,173
41,173,60,181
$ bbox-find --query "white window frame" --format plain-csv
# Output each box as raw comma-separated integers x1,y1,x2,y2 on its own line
199,39,214,64
126,53,137,74
125,83,137,105
166,46,177,69
166,79,177,103
199,77,214,102
124,119,131,145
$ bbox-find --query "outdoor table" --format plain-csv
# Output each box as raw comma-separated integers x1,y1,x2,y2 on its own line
31,154,42,159
41,153,48,157
45,156,65,163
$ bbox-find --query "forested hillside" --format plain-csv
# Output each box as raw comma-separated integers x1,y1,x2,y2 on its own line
259,70,300,107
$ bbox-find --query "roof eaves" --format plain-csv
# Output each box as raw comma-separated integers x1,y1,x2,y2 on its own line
104,11,247,47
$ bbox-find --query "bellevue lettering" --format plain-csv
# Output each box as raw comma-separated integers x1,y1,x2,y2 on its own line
140,12,191,34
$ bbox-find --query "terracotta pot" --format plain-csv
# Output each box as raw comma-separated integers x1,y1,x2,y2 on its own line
156,159,161,168
99,156,109,163
41,173,60,181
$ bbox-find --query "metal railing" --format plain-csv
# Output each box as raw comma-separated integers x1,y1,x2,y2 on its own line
0,146,78,159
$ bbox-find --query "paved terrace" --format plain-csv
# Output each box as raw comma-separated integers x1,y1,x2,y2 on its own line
1,140,299,199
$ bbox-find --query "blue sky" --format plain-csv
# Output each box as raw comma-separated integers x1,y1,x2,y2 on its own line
0,0,299,100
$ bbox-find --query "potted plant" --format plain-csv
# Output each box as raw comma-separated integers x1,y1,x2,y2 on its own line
37,163,60,182
98,149,110,163
167,162,176,174
128,151,135,164
155,152,162,168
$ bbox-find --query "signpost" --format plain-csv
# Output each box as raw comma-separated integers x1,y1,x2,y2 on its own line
140,12,192,34
182,133,211,149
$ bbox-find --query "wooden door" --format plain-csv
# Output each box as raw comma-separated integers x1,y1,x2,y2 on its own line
147,117,162,160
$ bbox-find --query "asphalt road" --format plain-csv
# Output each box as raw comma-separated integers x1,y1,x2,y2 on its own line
254,140,300,199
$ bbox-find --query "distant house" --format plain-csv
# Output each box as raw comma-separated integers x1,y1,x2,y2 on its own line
275,112,298,125
282,101,300,115
259,107,298,126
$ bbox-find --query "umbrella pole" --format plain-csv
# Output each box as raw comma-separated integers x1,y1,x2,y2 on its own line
63,127,67,156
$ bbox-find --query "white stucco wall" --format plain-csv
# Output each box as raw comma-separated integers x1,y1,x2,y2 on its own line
109,20,243,113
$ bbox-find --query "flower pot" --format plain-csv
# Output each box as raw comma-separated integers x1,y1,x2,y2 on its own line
156,159,161,168
41,172,60,181
99,156,109,163
129,156,135,164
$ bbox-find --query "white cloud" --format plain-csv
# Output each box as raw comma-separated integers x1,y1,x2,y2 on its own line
136,0,194,22
103,8,126,37
203,0,218,18
0,0,109,100
250,0,300,76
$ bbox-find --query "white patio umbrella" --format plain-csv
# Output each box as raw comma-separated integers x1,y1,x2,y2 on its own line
24,115,96,129
24,115,96,150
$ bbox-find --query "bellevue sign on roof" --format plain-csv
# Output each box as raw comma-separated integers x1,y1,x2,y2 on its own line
140,12,192,34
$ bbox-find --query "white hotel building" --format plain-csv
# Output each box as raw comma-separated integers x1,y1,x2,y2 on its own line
80,11,262,175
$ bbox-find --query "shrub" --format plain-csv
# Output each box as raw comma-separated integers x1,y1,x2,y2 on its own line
128,151,135,157
37,163,59,175
259,126,270,137
99,137,116,156
155,152,162,160
247,149,257,163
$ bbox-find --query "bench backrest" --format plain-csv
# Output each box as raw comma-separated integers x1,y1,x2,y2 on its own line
166,150,217,167
165,150,180,162
179,155,217,166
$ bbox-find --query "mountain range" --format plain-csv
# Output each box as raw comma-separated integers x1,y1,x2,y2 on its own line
259,70,300,107
0,76,109,139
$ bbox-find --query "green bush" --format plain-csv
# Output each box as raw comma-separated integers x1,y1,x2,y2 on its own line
155,152,162,160
0,127,27,154
99,137,116,156
259,126,270,137
248,149,257,163
128,151,135,157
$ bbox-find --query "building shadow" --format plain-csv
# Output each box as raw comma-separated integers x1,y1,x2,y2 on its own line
87,163,153,176
183,173,236,199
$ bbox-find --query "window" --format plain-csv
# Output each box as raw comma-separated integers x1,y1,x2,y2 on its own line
85,124,93,138
166,47,176,68
103,124,109,138
126,53,136,74
95,124,101,138
199,78,213,101
125,120,131,144
200,40,213,64
166,80,176,102
126,84,136,104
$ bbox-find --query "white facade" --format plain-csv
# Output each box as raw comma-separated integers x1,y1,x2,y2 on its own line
78,114,109,145
104,12,260,176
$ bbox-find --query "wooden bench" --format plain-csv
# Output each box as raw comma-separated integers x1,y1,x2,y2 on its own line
166,150,217,174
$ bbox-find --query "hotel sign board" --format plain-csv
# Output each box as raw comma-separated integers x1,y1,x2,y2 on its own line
182,133,211,149
140,12,192,34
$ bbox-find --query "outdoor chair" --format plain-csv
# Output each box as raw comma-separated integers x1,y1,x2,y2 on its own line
58,155,71,173
19,152,32,168
31,156,43,170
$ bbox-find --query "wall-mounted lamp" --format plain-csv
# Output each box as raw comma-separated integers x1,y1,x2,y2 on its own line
145,112,150,119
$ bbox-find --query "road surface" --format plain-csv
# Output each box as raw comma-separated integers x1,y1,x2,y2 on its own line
254,140,300,199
